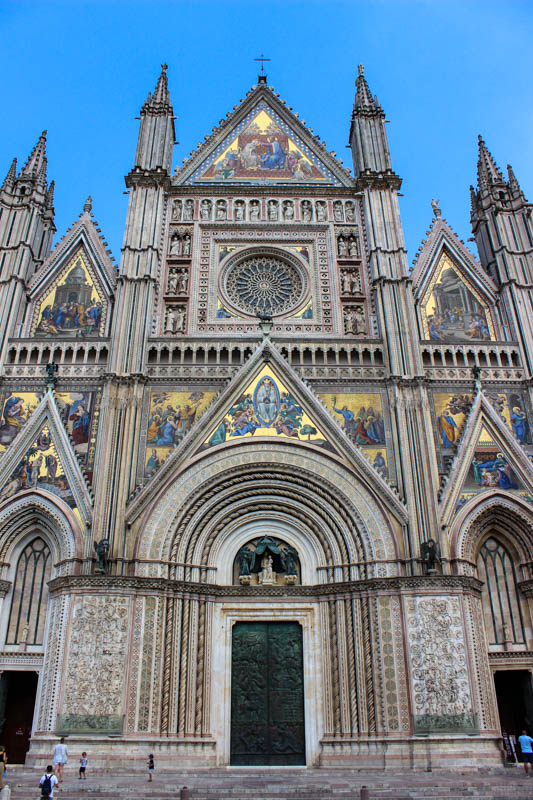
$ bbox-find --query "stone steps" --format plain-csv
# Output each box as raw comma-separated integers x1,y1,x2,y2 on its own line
5,766,533,800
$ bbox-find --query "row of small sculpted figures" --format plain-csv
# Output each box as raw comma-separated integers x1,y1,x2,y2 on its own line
344,304,366,335
166,267,189,295
169,231,192,257
338,234,359,258
340,268,361,295
164,305,187,334
171,197,357,223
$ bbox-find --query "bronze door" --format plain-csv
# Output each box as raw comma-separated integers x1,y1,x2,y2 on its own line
230,621,305,765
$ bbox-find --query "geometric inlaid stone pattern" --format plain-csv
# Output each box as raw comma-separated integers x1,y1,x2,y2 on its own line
224,254,305,317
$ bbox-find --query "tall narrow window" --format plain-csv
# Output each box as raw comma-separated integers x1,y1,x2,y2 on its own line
7,537,51,645
477,537,525,645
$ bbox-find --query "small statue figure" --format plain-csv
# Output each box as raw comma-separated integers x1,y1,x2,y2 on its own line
216,200,227,220
354,305,365,333
167,271,178,294
281,545,298,576
431,198,442,219
172,200,182,221
316,201,327,222
165,306,177,334
249,201,260,221
177,270,188,295
236,545,255,577
333,201,344,222
174,306,186,334
420,538,441,572
268,200,278,221
234,202,244,221
183,199,194,221
338,236,347,257
301,201,312,222
341,271,352,295
350,270,361,294
45,361,58,389
283,201,294,221
182,233,191,256
169,234,181,256
259,553,275,584
345,202,355,222
349,237,358,257
200,199,212,220
93,538,109,573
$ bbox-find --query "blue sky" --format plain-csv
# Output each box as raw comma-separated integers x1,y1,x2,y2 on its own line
1,0,532,264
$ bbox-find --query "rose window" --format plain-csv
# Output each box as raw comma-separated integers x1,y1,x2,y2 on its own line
224,255,305,316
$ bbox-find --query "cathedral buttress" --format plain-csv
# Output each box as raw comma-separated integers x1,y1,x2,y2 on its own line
350,66,439,568
471,137,533,373
0,132,55,360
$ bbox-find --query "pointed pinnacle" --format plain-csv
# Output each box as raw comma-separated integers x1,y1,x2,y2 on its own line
506,163,520,190
354,64,376,109
477,134,504,188
83,195,93,213
46,180,55,209
20,130,48,180
144,64,170,109
2,157,17,189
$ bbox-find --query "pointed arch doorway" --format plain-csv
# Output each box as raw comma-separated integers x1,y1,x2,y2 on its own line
230,621,305,765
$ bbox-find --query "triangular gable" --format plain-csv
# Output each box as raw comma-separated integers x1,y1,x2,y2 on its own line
174,85,354,188
439,390,533,524
126,340,406,524
0,392,92,526
25,205,116,338
412,216,499,343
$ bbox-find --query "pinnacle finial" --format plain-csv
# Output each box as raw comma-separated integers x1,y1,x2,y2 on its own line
431,198,441,218
84,195,93,213
358,64,364,76
20,130,48,182
477,134,504,187
2,157,17,190
46,180,55,210
161,63,168,71
354,64,380,111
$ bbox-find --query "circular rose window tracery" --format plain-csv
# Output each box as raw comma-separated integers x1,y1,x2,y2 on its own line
223,253,306,317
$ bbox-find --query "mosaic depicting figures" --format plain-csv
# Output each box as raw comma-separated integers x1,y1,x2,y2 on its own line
144,390,216,475
433,391,530,450
193,106,332,185
0,425,76,510
420,254,494,342
319,393,386,446
0,391,98,468
32,248,106,338
204,367,329,449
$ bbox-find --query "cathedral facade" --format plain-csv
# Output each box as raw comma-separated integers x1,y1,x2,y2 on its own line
0,64,532,769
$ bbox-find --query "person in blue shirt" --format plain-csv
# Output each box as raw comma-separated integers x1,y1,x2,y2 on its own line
519,730,533,774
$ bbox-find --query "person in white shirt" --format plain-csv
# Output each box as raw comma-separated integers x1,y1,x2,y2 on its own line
40,765,58,798
52,737,68,782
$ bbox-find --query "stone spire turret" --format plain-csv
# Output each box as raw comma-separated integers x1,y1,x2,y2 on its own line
133,64,175,173
476,135,505,189
2,157,17,191
19,130,48,186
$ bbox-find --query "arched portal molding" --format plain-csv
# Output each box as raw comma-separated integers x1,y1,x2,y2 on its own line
450,491,533,576
134,442,401,579
0,491,82,575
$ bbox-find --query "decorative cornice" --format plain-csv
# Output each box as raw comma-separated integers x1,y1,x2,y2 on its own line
48,573,482,597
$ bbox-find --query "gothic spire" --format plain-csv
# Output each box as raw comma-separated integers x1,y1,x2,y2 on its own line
20,130,48,181
45,180,55,210
354,64,382,112
142,64,171,111
477,135,504,188
1,157,17,190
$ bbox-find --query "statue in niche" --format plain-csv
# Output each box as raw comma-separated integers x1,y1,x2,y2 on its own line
169,234,181,256
259,553,275,585
344,305,365,335
93,538,109,573
421,539,441,573
341,271,352,295
200,199,212,220
316,201,327,222
301,200,312,222
338,236,347,257
216,200,227,220
268,200,278,220
174,306,186,334
281,545,298,576
349,237,358,257
234,201,245,221
183,199,194,221
182,233,191,256
172,200,182,221
345,202,355,222
282,201,294,221
237,545,255,585
165,306,177,334
167,271,178,294
249,200,260,221
350,270,361,294
333,201,344,222
177,270,188,295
